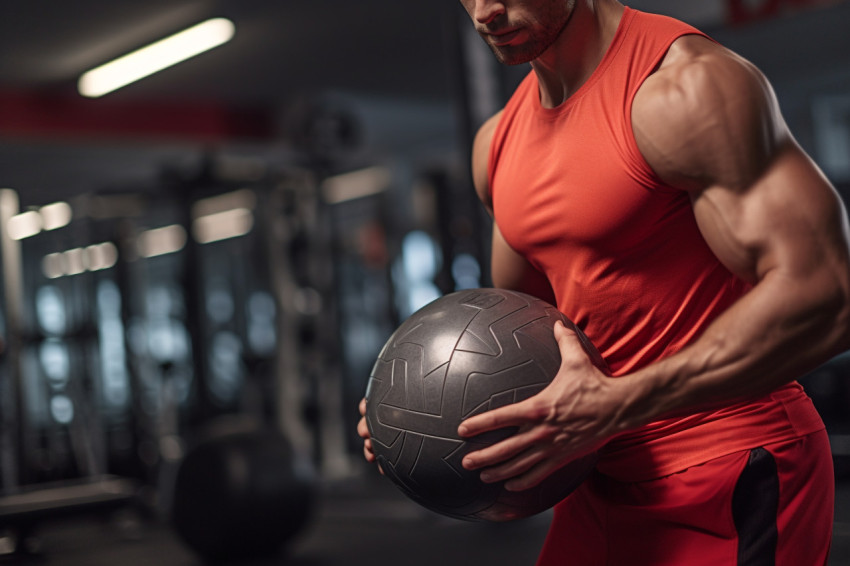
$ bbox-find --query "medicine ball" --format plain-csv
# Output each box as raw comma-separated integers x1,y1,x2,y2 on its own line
171,419,316,563
365,289,605,522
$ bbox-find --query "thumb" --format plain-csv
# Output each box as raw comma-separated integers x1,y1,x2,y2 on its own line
553,319,579,346
554,320,587,367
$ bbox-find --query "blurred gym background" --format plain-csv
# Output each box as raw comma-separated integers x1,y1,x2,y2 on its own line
0,0,848,564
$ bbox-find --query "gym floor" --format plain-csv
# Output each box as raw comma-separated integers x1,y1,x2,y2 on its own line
3,464,849,566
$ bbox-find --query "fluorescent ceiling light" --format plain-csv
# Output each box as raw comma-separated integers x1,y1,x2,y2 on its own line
42,253,65,279
64,248,86,276
191,189,256,219
41,242,119,279
138,225,187,258
7,210,42,240
86,243,119,271
193,208,253,244
321,166,392,204
78,17,235,98
40,201,73,231
7,202,73,239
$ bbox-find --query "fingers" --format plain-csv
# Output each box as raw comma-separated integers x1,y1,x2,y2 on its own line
466,440,577,492
462,430,556,491
462,423,552,469
358,413,383,473
504,458,562,492
362,440,384,474
359,419,382,471
357,397,383,473
357,397,376,459
453,322,604,492
458,400,537,438
478,446,547,485
357,414,369,439
458,321,587,440
362,440,376,462
357,416,375,462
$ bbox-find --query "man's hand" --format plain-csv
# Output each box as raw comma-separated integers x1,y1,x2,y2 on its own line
458,321,628,491
357,397,383,474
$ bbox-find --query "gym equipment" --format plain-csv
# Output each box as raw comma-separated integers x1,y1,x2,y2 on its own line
364,288,606,522
170,418,316,563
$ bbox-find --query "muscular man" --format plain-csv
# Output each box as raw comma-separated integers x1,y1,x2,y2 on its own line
359,1,850,563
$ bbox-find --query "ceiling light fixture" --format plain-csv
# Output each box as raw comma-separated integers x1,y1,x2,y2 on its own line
138,225,187,258
193,208,253,244
78,17,235,98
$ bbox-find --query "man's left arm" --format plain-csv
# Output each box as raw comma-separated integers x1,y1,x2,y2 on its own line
619,36,850,424
458,36,850,490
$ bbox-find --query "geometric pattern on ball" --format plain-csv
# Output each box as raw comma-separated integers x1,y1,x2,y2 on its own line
365,288,603,522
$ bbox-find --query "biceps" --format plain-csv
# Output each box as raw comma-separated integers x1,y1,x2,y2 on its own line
693,141,850,285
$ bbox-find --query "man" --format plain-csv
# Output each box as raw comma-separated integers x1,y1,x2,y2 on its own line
359,0,850,563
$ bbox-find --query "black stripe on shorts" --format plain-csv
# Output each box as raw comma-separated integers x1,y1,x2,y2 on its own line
732,447,780,566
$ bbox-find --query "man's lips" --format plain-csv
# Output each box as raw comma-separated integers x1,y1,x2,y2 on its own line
484,28,522,45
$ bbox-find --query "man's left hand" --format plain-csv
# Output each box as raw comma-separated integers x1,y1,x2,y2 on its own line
458,320,628,491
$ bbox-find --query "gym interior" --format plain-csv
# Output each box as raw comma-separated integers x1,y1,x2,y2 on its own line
0,1,849,564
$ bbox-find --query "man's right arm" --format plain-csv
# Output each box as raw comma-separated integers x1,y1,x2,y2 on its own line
472,112,557,304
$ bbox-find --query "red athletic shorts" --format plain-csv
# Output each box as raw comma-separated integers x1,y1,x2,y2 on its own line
535,429,834,566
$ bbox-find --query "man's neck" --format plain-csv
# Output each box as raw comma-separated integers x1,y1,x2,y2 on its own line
531,0,624,108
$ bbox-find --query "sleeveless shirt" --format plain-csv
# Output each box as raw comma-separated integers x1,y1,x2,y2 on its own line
487,7,824,481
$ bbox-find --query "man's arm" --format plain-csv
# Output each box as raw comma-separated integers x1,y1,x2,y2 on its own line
625,35,850,421
459,36,850,490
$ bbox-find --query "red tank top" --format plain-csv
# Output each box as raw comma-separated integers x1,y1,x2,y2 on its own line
488,8,824,481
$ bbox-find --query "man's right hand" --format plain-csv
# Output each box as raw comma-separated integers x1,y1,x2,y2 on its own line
357,397,383,473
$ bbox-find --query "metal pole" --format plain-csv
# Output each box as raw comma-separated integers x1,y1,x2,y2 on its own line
0,189,26,489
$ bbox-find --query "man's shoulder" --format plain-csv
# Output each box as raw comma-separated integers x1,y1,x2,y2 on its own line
636,35,769,121
632,35,780,189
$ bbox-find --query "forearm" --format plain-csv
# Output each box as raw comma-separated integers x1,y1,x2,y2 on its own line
618,269,850,429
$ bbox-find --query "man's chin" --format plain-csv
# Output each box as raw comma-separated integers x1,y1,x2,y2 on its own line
488,45,537,66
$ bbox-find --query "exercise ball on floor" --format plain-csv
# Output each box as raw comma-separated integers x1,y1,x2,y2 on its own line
170,419,316,563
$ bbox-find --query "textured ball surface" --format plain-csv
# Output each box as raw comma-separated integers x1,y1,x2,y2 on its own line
365,288,604,522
